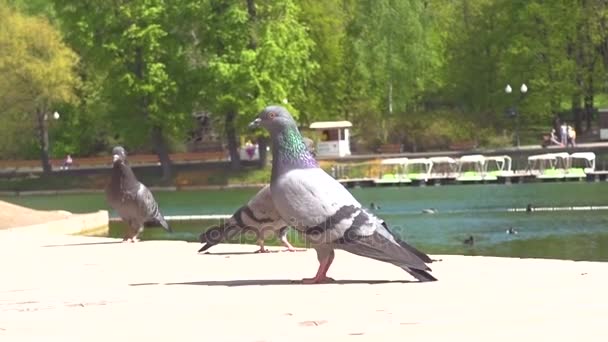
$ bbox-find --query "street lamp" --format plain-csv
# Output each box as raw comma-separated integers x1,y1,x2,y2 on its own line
505,83,528,148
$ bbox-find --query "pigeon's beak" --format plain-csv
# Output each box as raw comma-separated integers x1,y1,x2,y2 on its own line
248,118,261,129
112,154,120,162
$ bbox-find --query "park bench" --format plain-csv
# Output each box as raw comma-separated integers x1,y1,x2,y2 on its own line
0,159,64,171
170,151,228,163
377,143,402,154
448,140,477,151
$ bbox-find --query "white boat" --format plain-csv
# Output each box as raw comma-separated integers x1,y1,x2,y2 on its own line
484,155,514,178
567,152,595,178
374,157,411,184
456,154,486,181
428,156,458,180
527,153,567,179
404,158,433,182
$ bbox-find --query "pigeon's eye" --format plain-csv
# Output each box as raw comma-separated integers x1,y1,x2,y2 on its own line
268,112,276,119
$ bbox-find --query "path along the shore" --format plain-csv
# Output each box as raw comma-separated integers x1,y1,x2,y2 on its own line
1,225,607,342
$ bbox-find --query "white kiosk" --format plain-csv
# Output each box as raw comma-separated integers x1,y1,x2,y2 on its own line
309,121,352,158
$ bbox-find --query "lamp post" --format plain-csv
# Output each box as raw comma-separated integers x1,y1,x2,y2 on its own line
38,110,60,173
505,83,528,148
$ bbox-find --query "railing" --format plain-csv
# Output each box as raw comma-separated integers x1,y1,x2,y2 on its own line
0,150,229,171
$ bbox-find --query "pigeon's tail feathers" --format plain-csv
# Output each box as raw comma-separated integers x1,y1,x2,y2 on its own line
197,221,243,252
380,220,433,263
408,268,437,282
338,227,436,282
198,225,224,252
143,215,172,233
155,215,171,233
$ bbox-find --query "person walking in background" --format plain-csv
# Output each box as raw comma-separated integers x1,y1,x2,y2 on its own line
560,122,568,146
61,154,73,170
567,125,576,147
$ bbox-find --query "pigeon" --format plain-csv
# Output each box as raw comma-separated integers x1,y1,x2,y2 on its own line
198,135,316,254
463,235,474,245
369,202,381,210
198,185,297,253
249,105,435,284
105,146,172,242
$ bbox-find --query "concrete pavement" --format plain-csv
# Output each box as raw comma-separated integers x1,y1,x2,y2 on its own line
1,230,607,341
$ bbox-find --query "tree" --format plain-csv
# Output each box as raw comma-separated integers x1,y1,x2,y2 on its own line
297,0,349,123
340,0,441,147
0,3,79,172
53,0,200,180
195,0,317,169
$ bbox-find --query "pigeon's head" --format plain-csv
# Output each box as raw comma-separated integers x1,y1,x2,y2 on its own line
112,146,127,164
248,105,296,134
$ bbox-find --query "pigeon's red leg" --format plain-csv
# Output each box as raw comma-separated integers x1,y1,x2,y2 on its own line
302,248,335,284
280,236,297,252
278,227,298,252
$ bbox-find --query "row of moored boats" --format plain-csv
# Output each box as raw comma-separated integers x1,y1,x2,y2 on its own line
372,152,598,184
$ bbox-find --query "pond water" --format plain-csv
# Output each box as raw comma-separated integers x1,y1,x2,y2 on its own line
2,182,607,262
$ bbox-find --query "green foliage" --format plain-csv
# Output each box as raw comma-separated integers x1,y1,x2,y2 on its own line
0,3,80,160
197,0,317,128
3,0,608,163
52,0,198,151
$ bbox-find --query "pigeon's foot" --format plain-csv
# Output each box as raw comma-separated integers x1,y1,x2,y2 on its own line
301,276,335,284
122,237,139,243
282,247,306,252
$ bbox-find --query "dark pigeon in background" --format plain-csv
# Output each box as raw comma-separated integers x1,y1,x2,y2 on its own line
198,185,296,253
105,146,172,242
249,106,436,284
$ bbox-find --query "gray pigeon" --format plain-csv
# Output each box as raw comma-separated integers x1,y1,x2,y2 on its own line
105,146,172,242
249,106,436,284
198,135,316,254
198,185,297,253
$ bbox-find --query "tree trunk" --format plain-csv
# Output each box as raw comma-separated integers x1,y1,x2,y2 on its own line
584,94,594,133
151,126,172,181
131,46,172,180
36,108,52,174
246,0,257,49
225,111,241,170
572,95,583,135
257,135,268,169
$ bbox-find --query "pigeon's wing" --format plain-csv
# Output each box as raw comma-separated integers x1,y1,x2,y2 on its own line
241,185,287,235
135,183,171,232
104,181,139,225
271,168,364,240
